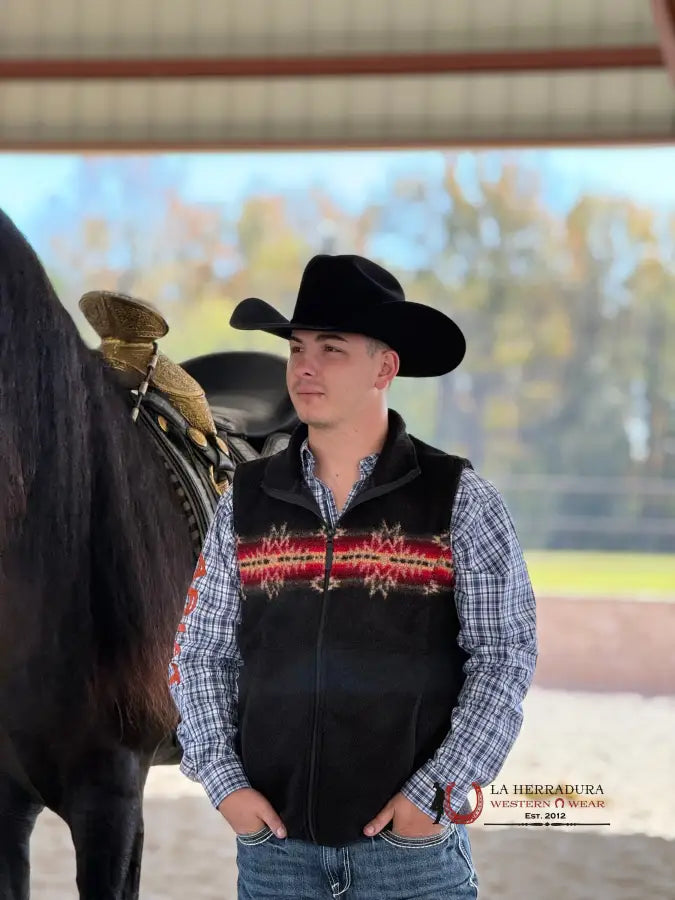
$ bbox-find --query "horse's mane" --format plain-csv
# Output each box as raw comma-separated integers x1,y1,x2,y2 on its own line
0,209,194,750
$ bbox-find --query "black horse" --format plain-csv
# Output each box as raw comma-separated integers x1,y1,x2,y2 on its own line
0,208,293,898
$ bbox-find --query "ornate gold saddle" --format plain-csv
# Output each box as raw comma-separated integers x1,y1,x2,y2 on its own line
80,290,295,555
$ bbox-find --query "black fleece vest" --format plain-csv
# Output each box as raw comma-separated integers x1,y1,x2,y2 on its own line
232,410,471,847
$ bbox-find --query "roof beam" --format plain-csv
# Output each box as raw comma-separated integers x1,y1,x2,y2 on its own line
651,0,675,83
2,134,674,152
0,45,663,81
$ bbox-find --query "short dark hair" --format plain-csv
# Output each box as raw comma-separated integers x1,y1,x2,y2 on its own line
366,336,391,357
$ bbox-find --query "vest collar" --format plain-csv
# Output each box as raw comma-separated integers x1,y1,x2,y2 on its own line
262,409,421,504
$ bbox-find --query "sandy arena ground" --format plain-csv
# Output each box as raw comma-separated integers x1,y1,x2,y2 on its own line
29,687,675,900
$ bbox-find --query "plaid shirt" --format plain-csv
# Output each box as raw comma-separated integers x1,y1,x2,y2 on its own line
169,439,537,824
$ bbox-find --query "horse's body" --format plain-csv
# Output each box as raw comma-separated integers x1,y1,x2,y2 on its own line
0,209,283,897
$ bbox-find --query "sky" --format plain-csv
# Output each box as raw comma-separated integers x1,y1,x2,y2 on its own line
0,146,674,236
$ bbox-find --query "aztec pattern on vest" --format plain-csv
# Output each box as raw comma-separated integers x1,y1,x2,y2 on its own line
238,521,455,600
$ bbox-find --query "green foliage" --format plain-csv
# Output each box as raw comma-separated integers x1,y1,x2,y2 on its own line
28,153,675,552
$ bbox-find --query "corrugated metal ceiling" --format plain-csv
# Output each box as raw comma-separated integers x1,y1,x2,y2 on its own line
0,0,672,148
1,0,658,56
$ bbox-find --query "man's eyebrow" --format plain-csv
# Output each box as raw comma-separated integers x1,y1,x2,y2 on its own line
316,333,348,342
289,333,349,343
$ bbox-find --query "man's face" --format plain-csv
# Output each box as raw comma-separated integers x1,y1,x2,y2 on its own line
286,330,395,428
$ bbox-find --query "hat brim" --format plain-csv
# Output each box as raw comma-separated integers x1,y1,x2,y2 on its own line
229,297,336,337
230,297,465,377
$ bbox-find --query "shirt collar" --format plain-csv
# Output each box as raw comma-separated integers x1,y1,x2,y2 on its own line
300,437,379,481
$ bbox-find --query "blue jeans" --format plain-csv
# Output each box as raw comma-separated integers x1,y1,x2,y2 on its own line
235,821,479,899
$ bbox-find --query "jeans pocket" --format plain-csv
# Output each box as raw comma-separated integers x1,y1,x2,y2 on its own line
235,824,275,846
378,823,455,849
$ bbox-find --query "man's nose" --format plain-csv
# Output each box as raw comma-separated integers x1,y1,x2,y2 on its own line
293,352,319,377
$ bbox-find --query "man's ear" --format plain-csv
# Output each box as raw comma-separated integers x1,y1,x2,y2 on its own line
376,350,399,388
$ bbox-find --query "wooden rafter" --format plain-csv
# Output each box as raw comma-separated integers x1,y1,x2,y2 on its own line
0,45,664,81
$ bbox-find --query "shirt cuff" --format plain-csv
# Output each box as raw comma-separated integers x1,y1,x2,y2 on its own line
188,756,252,809
400,761,474,825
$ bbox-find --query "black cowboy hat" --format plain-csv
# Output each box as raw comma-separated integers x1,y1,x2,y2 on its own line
229,254,466,377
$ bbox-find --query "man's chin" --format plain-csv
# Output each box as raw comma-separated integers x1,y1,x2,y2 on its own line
296,412,332,429
292,395,334,429
295,407,333,428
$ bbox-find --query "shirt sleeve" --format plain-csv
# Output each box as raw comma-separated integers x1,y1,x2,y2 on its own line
400,466,538,823
168,487,252,808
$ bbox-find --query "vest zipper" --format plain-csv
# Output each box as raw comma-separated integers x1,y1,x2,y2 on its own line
306,525,335,843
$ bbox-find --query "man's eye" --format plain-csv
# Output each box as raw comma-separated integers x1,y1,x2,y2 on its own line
324,345,341,352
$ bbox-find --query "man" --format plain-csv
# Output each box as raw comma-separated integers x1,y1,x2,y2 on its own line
169,254,537,899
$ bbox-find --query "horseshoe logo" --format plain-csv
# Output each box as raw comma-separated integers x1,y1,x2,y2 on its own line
444,782,484,824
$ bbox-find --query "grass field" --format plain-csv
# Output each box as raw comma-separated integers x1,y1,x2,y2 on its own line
523,551,675,600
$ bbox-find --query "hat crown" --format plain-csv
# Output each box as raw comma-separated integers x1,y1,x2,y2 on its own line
294,254,405,324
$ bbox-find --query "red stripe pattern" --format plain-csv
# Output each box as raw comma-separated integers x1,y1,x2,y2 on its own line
238,522,454,600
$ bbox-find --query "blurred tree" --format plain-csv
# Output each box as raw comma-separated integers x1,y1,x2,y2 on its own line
371,157,569,474
35,157,238,345
25,152,674,551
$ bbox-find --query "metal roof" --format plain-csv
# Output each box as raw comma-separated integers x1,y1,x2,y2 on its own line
0,0,673,148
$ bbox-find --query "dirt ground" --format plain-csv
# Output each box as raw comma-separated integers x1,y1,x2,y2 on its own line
28,687,675,899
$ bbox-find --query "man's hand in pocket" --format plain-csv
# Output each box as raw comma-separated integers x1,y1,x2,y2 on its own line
218,787,287,838
363,792,446,838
